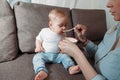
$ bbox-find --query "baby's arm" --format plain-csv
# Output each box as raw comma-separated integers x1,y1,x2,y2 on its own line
35,39,44,52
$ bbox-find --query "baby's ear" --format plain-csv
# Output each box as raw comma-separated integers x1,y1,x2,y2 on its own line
49,21,52,27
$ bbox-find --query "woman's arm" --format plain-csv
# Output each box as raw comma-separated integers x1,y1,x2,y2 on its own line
72,48,105,80
58,40,106,80
83,40,98,57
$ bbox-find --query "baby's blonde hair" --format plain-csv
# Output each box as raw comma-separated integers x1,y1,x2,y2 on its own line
48,9,67,22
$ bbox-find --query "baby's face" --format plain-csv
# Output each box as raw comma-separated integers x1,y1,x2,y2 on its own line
50,17,67,34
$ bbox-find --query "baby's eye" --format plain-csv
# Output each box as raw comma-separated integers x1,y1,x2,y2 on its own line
59,24,66,27
60,25,63,27
59,25,63,27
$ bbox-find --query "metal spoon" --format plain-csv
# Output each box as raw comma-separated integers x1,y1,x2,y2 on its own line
63,27,75,32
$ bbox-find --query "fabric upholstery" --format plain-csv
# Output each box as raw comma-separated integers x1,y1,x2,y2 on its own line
0,0,18,63
71,9,107,41
14,2,73,52
0,53,35,80
0,53,85,80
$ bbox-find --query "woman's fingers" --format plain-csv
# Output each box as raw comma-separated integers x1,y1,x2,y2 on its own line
74,24,87,33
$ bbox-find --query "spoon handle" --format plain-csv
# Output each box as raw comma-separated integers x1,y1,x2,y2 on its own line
63,27,75,32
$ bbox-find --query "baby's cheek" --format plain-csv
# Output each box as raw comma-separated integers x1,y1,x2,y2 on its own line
58,30,63,34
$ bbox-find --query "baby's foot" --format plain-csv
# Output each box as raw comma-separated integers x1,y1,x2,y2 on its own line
34,70,48,80
69,65,80,75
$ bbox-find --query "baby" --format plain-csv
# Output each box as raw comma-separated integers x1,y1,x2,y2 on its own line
33,9,80,80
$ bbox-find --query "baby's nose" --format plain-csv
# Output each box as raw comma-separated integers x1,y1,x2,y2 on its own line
62,26,66,30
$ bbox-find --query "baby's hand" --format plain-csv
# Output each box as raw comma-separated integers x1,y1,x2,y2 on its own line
35,47,44,52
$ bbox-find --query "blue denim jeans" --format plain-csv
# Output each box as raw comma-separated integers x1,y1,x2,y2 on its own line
32,52,75,74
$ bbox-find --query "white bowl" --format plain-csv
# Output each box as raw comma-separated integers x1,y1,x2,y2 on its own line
65,37,78,43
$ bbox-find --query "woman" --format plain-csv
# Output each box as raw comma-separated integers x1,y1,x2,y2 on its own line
58,0,120,80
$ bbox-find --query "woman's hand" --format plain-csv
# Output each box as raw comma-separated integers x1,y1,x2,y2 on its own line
58,39,81,57
74,24,87,43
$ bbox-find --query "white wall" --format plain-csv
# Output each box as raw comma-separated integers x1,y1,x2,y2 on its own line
32,0,117,29
7,0,31,8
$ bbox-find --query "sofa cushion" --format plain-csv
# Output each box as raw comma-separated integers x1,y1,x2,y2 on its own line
0,0,18,63
71,9,107,41
14,2,73,53
0,53,85,80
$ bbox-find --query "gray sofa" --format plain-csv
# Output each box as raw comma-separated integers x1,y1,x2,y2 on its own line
0,0,107,80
